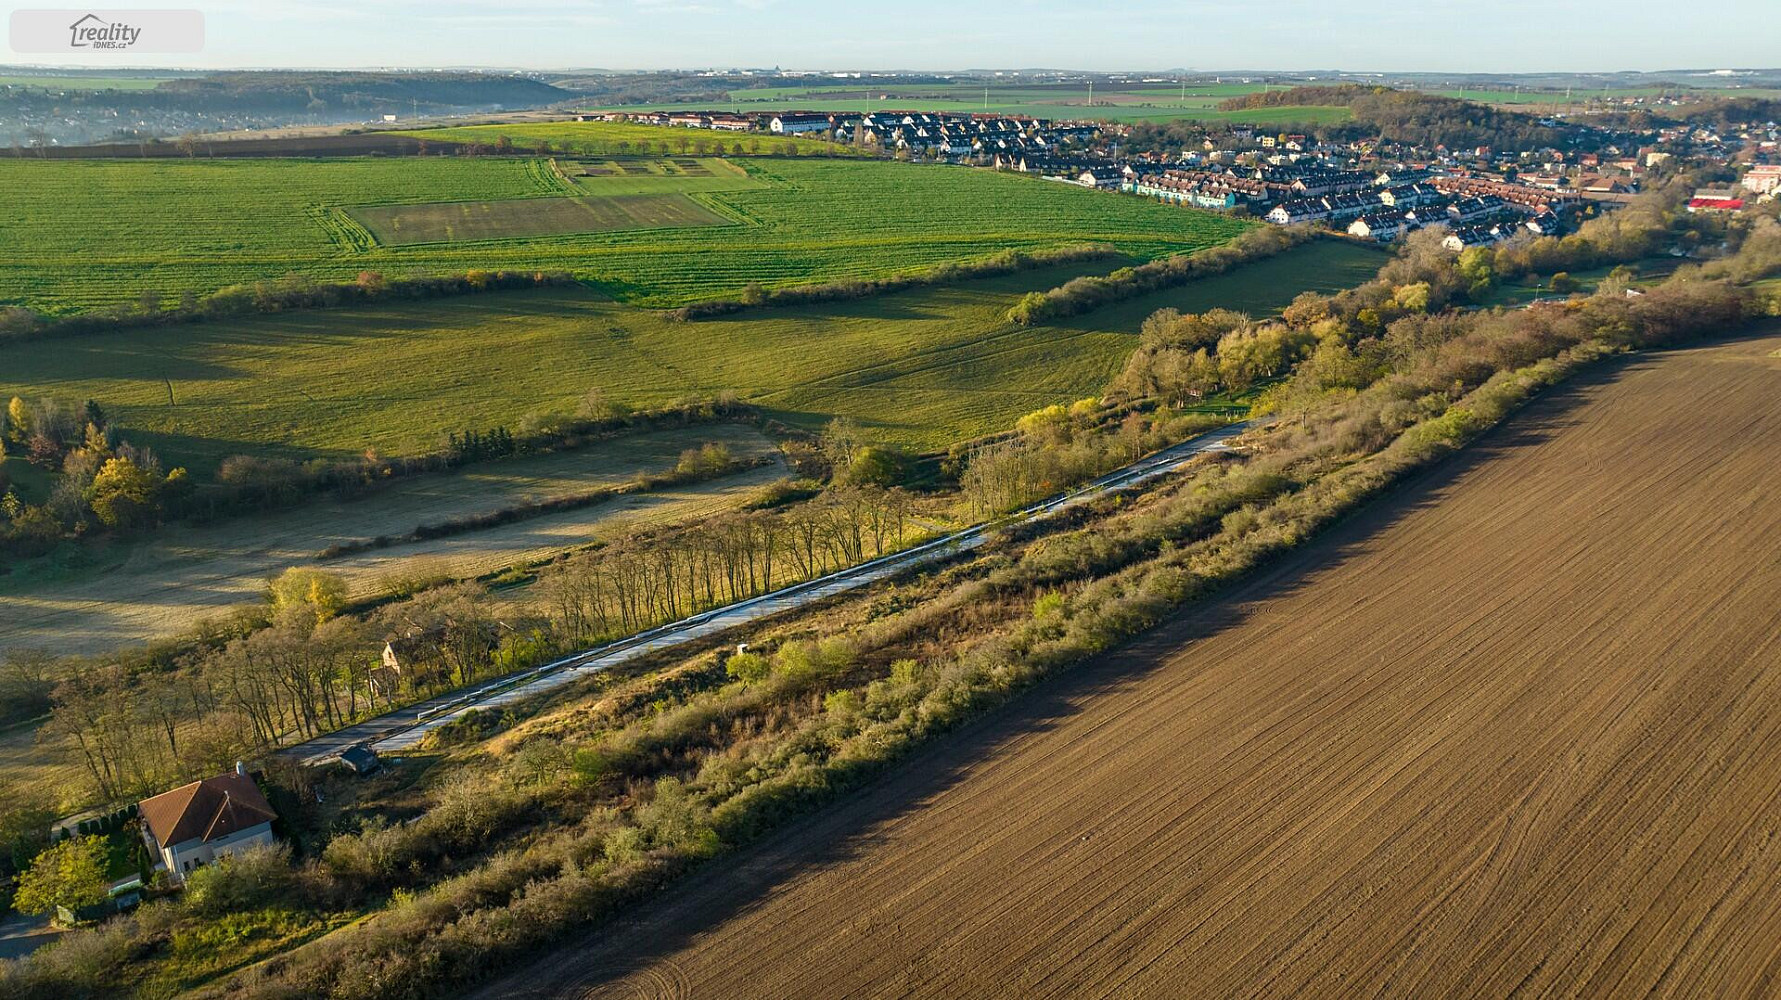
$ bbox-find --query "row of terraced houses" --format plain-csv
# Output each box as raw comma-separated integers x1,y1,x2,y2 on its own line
598,108,1100,156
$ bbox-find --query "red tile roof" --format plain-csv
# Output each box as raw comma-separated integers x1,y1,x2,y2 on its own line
140,771,276,848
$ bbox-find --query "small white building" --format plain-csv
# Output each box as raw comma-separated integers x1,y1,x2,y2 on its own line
1442,225,1500,252
1075,166,1124,189
139,764,278,883
1348,211,1407,242
769,113,831,134
1267,199,1331,225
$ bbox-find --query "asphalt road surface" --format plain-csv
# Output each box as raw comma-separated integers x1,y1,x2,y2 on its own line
280,421,1249,765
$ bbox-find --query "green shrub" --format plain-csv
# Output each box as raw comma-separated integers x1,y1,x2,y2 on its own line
771,638,857,688
182,844,295,918
723,650,770,683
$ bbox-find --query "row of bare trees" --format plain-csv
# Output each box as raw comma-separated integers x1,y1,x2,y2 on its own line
31,486,918,805
36,583,508,803
538,486,916,647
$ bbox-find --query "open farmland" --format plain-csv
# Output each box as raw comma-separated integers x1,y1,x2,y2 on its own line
348,155,753,243
559,155,758,193
478,329,1781,999
400,121,863,157
0,155,1247,315
0,239,1382,469
584,96,1350,126
581,80,1351,125
0,423,784,659
351,192,734,244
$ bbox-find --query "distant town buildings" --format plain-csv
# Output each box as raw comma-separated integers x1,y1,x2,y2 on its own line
1740,164,1781,195
597,95,1773,249
615,108,1101,158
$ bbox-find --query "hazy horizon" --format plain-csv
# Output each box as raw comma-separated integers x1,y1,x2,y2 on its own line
5,0,1778,75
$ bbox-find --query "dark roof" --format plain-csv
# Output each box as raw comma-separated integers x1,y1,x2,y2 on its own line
140,771,276,848
339,744,382,774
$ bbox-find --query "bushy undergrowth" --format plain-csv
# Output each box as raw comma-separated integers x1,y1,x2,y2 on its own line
1007,226,1311,325
668,243,1120,321
196,395,759,522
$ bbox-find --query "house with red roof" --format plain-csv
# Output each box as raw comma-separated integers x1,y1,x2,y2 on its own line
1686,197,1745,213
138,764,278,883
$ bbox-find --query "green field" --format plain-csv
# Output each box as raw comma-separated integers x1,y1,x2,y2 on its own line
0,155,1250,315
559,155,760,194
601,80,1357,125
579,91,1349,126
347,155,753,244
352,192,735,244
0,453,55,503
0,239,1383,468
399,121,856,157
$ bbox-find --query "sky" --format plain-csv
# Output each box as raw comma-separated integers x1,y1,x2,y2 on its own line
5,0,1778,73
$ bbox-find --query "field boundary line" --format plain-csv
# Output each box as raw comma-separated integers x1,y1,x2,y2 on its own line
539,156,580,195
308,205,379,253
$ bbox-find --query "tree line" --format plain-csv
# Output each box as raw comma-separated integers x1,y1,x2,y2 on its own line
667,244,1118,322
16,474,919,807
1006,227,1311,325
539,484,916,645
954,397,1227,516
1218,85,1575,152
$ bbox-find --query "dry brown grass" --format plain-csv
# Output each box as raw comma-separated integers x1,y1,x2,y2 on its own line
0,425,781,659
478,331,1781,998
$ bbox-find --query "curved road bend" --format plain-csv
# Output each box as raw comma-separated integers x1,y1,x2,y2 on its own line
279,421,1251,765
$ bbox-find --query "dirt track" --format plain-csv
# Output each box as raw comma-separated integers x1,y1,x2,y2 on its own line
477,330,1781,999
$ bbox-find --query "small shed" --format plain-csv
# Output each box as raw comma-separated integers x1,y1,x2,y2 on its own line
339,743,383,776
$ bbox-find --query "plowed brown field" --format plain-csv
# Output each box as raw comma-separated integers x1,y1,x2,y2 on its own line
483,331,1781,999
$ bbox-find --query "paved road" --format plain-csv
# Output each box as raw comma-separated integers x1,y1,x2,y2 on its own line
0,910,64,962
281,421,1251,765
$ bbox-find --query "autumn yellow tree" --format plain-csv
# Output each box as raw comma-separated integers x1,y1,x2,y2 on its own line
13,834,109,918
5,396,28,444
268,567,348,625
86,456,162,531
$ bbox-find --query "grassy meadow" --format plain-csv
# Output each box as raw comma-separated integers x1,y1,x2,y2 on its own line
0,423,788,660
0,154,1248,314
0,239,1384,473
